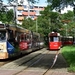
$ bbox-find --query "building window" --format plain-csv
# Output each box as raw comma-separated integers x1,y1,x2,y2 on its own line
31,16,34,18
24,10,28,12
30,6,34,9
23,5,27,8
35,10,39,14
34,6,38,8
39,7,43,8
30,10,34,12
18,10,23,13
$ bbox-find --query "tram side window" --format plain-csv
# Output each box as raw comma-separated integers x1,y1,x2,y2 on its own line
20,34,26,41
0,31,6,40
26,35,31,42
17,35,20,42
16,33,20,42
21,35,25,41
8,30,14,41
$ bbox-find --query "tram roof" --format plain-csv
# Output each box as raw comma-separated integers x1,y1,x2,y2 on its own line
49,32,60,37
6,24,31,33
0,23,30,33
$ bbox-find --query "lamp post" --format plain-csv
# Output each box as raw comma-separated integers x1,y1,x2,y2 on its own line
64,23,67,37
36,18,38,32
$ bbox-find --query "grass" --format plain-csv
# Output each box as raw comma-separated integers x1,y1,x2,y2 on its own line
61,45,75,72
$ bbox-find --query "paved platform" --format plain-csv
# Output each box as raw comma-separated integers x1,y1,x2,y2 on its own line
0,68,74,75
0,70,20,75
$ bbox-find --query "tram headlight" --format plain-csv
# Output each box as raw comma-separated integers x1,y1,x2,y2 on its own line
59,47,60,49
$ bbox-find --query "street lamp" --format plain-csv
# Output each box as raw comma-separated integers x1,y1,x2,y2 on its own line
36,18,38,32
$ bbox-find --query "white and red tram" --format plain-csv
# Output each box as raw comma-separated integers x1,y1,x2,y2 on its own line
0,22,43,59
48,31,62,50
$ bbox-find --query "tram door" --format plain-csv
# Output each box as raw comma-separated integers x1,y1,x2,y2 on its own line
19,34,28,50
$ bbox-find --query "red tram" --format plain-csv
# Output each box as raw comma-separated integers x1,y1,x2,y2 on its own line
62,36,73,45
48,31,62,50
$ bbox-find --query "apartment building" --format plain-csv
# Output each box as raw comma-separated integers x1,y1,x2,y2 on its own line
17,1,45,24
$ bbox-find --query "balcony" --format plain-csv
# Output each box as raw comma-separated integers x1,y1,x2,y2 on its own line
34,8,44,10
17,6,24,10
22,12,36,16
17,16,24,21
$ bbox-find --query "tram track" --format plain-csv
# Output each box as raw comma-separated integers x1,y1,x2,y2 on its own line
15,49,60,75
13,48,49,75
43,50,60,75
14,51,59,75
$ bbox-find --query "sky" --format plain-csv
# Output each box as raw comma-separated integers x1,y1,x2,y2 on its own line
3,0,47,6
35,0,47,6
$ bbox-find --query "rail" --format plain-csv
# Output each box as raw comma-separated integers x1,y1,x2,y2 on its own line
43,50,60,75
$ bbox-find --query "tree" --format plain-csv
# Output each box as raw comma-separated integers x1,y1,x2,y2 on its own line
61,10,75,36
0,0,4,12
22,18,35,31
6,9,14,23
47,0,75,13
46,0,75,37
0,0,2,2
0,8,14,23
0,0,7,23
62,10,74,21
38,5,63,36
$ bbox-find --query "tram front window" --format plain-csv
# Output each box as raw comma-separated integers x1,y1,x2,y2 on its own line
53,37,59,42
50,37,59,42
0,31,6,41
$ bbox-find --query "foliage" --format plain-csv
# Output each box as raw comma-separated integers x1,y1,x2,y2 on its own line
0,11,7,23
0,9,14,24
41,5,63,33
60,10,75,36
0,0,5,12
62,10,74,20
47,0,75,13
62,45,75,72
22,18,36,31
6,9,14,23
